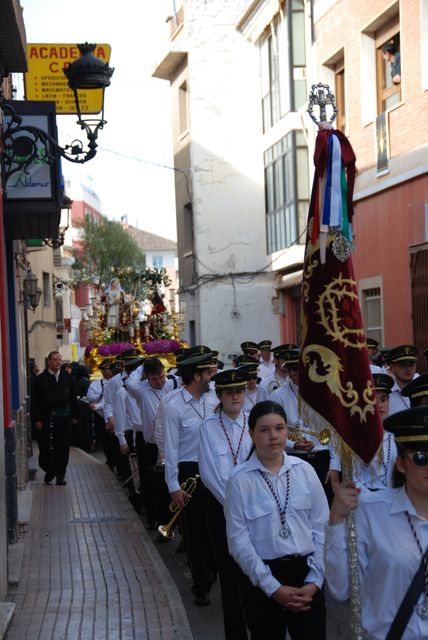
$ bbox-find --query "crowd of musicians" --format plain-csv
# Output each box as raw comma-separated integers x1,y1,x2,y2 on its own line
31,339,428,640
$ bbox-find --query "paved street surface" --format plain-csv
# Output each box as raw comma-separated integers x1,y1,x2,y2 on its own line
6,448,193,640
6,446,352,639
147,521,352,640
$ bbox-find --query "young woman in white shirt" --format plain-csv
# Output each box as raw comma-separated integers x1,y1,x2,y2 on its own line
326,406,428,640
199,368,252,640
225,400,329,640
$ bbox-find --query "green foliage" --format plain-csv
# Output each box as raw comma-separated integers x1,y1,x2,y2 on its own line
72,215,171,301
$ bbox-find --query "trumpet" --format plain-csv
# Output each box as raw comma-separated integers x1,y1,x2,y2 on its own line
287,425,331,446
158,474,200,540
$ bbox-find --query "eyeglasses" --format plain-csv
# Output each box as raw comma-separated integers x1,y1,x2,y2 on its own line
406,451,428,467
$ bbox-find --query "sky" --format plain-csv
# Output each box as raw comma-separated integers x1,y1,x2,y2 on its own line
19,0,178,240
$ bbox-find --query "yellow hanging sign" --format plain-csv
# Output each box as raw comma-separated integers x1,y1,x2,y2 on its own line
24,43,112,115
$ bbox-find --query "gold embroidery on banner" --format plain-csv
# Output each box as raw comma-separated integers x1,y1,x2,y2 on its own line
316,275,365,349
301,344,376,423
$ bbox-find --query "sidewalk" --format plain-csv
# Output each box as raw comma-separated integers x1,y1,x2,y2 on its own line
5,447,194,640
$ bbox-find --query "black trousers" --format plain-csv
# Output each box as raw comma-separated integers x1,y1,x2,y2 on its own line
38,415,72,480
206,491,248,640
135,433,158,523
238,556,326,640
288,449,333,504
178,461,217,596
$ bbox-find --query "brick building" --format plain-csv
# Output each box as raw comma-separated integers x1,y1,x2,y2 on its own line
315,0,428,362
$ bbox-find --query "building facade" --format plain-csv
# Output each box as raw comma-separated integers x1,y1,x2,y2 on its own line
314,0,428,364
125,226,178,313
153,0,280,363
236,0,312,347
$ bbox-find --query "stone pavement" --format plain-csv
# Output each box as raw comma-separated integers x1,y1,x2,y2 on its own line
5,447,194,640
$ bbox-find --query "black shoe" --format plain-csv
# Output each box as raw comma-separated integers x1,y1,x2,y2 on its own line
194,593,210,606
56,478,67,486
44,473,54,484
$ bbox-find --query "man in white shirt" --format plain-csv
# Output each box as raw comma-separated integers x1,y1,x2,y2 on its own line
127,357,176,528
86,358,117,471
257,339,275,380
256,343,296,402
163,348,217,606
387,344,419,415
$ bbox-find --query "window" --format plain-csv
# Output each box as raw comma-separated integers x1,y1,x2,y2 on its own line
264,130,309,254
360,7,400,124
335,63,346,132
362,286,383,345
152,255,164,269
260,0,306,133
178,81,188,134
55,297,64,324
183,203,194,254
43,272,51,307
376,31,401,113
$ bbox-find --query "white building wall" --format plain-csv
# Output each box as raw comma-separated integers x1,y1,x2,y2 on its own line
182,0,280,354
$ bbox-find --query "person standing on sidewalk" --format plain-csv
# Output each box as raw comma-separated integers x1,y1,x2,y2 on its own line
32,351,78,486
199,368,252,639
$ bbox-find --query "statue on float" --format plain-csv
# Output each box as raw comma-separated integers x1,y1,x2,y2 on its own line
101,278,134,336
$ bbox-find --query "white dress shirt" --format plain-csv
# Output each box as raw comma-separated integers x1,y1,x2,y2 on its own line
198,410,252,505
86,378,106,417
269,381,341,471
103,372,122,422
154,387,182,456
389,377,419,415
243,388,258,413
325,487,428,639
352,431,397,491
258,358,275,380
127,377,175,443
164,388,216,493
106,373,143,445
256,374,288,402
225,453,329,597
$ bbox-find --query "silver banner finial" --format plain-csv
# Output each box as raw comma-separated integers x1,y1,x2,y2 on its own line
307,82,338,126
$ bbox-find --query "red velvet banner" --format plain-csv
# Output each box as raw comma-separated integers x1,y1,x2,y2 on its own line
299,128,383,465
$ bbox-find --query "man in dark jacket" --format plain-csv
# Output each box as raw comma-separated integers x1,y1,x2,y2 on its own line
32,351,78,485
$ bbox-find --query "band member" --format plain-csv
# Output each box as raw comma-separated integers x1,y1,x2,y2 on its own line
269,349,340,502
387,344,419,415
240,360,260,413
32,351,78,485
326,407,428,639
163,349,217,605
256,344,296,402
351,372,397,491
127,357,176,528
240,341,259,359
86,358,118,470
258,340,275,380
225,401,328,639
401,373,428,408
199,368,252,639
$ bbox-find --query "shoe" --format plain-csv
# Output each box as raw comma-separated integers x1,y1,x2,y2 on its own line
194,593,210,606
56,479,67,486
44,473,54,484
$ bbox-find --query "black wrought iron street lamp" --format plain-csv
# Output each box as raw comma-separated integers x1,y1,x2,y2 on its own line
1,43,114,182
22,268,42,311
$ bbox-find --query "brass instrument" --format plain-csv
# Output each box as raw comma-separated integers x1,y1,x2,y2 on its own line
268,379,281,393
158,474,200,540
287,425,331,446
